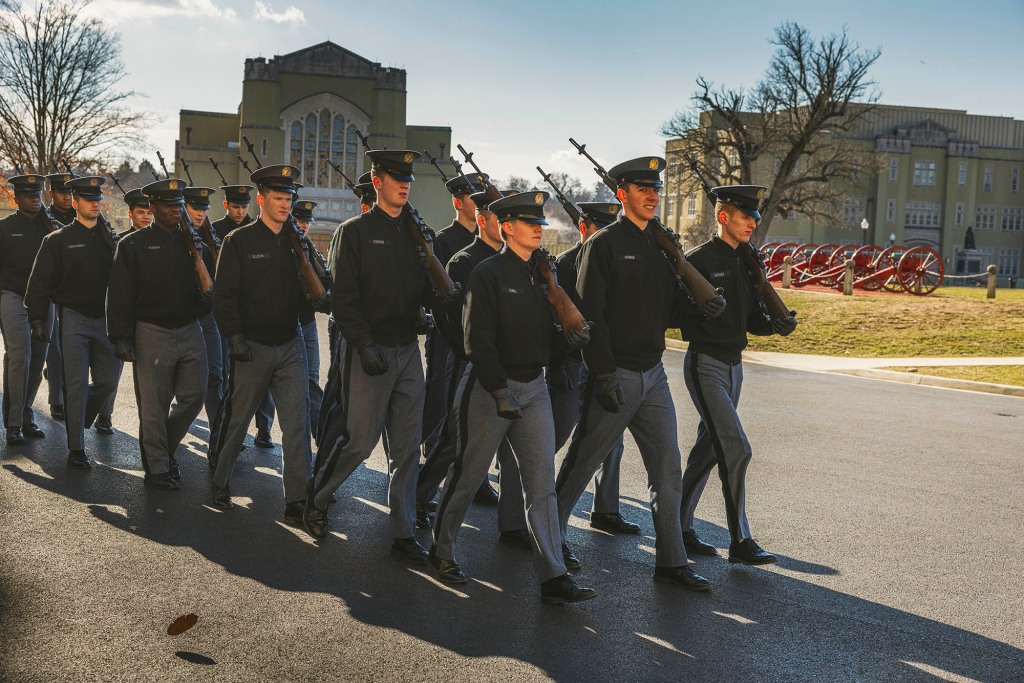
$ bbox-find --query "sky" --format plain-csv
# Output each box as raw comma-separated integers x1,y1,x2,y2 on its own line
78,0,1024,185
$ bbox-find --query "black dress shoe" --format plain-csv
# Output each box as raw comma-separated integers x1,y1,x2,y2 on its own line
541,574,598,604
168,458,181,482
391,537,428,565
145,472,180,490
428,552,468,584
67,450,92,469
50,404,64,421
561,543,581,572
303,502,328,539
211,484,233,510
728,538,777,565
94,416,114,434
415,504,433,529
254,431,273,448
499,529,533,550
590,512,641,535
683,529,718,556
6,427,24,444
653,565,712,591
473,480,499,506
22,423,45,438
283,501,304,526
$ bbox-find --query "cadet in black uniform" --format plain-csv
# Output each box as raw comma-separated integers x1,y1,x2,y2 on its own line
429,190,595,604
43,172,77,420
548,201,639,535
306,150,438,565
679,185,796,564
25,176,120,469
209,165,313,522
554,157,711,590
0,174,53,443
106,179,210,490
210,185,254,241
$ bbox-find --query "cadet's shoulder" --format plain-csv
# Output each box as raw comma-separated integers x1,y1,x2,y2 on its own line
555,242,581,264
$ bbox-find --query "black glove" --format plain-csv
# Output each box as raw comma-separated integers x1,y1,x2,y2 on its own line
491,388,523,420
29,319,49,343
547,361,575,392
228,335,252,362
592,372,625,413
199,288,213,306
436,281,462,307
773,312,798,336
114,339,135,363
700,289,727,319
564,321,591,348
309,290,330,313
357,342,389,376
415,312,435,335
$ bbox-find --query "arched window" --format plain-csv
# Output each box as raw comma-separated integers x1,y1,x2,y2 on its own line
345,124,359,179
331,115,346,189
317,108,331,188
290,120,302,166
303,113,317,187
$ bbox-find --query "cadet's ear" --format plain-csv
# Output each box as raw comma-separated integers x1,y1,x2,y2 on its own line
616,186,627,203
453,196,463,211
476,213,485,230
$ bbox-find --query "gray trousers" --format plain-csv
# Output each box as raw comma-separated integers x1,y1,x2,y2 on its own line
433,368,566,583
0,291,48,428
256,319,322,438
98,367,119,419
549,356,626,514
421,329,451,451
132,321,207,475
311,338,424,538
681,350,752,543
199,312,224,433
555,362,687,567
418,356,526,531
58,308,121,451
212,338,311,504
45,317,62,407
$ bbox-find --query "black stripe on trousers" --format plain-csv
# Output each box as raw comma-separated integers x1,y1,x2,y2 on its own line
554,369,599,494
131,360,151,475
309,340,355,499
0,309,11,426
57,308,74,447
418,357,464,487
687,351,742,543
210,356,238,461
432,366,478,536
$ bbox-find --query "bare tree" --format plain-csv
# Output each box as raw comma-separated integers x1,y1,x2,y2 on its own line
660,22,882,244
0,0,151,173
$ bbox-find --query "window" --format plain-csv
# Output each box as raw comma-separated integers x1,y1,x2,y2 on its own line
975,205,997,230
727,148,739,169
913,160,936,187
288,111,363,190
843,198,865,223
998,248,1020,277
955,202,964,227
905,201,941,229
958,162,967,186
773,157,781,175
983,165,993,192
1002,207,1023,232
261,138,268,157
1012,167,1020,193
687,193,697,218
665,196,675,218
886,199,896,224
889,157,899,182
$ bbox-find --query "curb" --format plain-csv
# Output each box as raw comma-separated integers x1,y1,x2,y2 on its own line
833,368,1024,398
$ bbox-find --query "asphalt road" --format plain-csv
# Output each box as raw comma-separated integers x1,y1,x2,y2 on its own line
2,328,1023,682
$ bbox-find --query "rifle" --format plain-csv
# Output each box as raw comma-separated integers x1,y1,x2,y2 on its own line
569,138,726,318
61,159,118,251
423,150,450,183
536,166,584,226
156,151,171,179
456,144,503,205
209,157,228,185
682,153,794,325
352,130,456,298
237,155,253,175
178,156,194,186
326,158,357,192
241,136,326,306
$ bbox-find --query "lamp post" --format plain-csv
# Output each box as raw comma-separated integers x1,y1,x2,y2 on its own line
889,232,896,247
860,218,870,246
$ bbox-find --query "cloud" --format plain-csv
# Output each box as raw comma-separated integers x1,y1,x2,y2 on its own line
85,0,237,23
253,0,305,24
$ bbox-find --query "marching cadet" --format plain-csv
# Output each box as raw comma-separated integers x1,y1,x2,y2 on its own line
94,188,154,434
25,176,120,469
208,165,312,523
43,172,77,421
0,174,52,443
679,185,796,564
416,189,527,545
106,179,210,490
211,185,254,241
305,150,438,565
548,202,640,535
554,156,711,591
429,191,596,604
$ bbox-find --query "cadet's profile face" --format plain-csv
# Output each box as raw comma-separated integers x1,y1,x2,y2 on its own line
454,193,476,216
618,184,660,223
502,218,543,252
579,219,600,242
129,206,153,229
185,204,207,225
50,189,73,211
477,210,502,245
257,189,293,224
225,201,249,223
374,172,410,210
295,218,310,233
72,196,101,220
152,201,181,227
15,192,41,215
718,208,757,247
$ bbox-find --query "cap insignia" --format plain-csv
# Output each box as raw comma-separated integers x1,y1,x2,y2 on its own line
27,176,36,182
609,204,619,214
201,189,208,196
534,193,544,205
648,158,659,170
169,180,178,190
63,174,71,182
404,153,414,163
89,178,98,186
756,188,765,199
281,167,291,177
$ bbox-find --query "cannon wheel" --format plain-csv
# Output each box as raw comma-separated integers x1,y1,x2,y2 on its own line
869,245,908,292
897,247,944,295
789,243,837,287
767,242,797,272
824,244,858,288
851,245,885,290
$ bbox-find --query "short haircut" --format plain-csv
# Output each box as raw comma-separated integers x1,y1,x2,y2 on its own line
715,200,741,223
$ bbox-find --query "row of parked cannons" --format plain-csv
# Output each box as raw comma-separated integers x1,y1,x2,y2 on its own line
761,242,947,296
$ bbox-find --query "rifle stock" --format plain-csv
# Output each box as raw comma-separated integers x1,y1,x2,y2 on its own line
179,210,214,294
534,248,588,335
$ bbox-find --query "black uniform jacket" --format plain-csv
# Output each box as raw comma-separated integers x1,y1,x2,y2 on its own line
0,211,54,297
433,219,477,268
213,218,303,346
443,237,498,359
331,205,432,349
576,215,691,376
50,207,76,227
464,247,565,394
25,220,115,321
680,237,774,365
551,241,583,363
106,225,208,341
211,214,250,242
